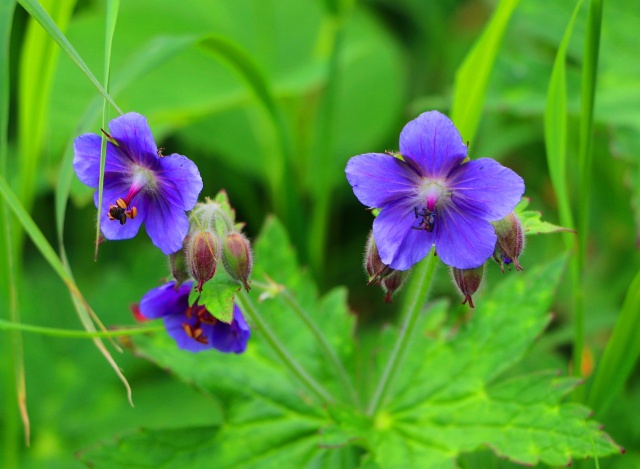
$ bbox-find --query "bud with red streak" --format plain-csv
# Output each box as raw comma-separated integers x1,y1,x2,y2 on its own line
492,212,525,272
186,230,219,292
451,265,484,308
221,232,253,291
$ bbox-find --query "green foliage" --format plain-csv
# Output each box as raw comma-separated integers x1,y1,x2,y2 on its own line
451,0,520,143
515,198,574,235
81,220,619,468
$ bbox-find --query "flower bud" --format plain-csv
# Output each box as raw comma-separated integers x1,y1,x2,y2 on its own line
364,232,393,285
492,212,525,272
186,230,220,292
222,232,253,291
451,265,484,308
168,239,190,285
381,270,409,303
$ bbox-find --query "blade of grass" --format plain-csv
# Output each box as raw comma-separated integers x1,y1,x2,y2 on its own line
0,173,133,404
0,319,163,338
543,0,584,386
450,0,520,143
95,0,120,260
17,0,75,219
574,0,603,379
588,268,640,414
197,35,304,249
0,0,25,459
17,0,122,115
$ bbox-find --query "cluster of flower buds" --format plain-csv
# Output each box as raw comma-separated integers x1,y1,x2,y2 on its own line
170,193,253,292
449,211,526,308
364,232,409,303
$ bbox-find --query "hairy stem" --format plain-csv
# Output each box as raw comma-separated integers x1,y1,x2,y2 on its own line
367,251,438,416
237,291,335,404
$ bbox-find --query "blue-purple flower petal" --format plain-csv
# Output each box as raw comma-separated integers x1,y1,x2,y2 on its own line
207,305,251,354
144,196,191,255
139,281,192,319
399,111,467,178
73,134,132,187
448,158,525,221
435,205,497,269
373,198,435,270
108,112,158,166
156,154,203,211
345,153,420,208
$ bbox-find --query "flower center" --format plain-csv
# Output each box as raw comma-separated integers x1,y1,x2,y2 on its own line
412,180,448,232
107,168,155,225
182,305,218,345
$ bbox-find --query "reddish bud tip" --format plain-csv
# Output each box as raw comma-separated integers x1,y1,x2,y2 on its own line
492,212,525,272
222,232,253,291
186,230,219,292
451,265,485,308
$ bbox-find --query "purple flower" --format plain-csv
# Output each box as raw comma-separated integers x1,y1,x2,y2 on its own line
139,280,250,353
73,112,203,255
345,111,524,270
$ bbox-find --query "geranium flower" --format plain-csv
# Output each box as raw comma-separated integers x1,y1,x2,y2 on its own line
345,111,524,270
73,112,203,255
138,280,250,353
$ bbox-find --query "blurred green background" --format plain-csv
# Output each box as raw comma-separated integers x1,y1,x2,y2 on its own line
1,0,639,467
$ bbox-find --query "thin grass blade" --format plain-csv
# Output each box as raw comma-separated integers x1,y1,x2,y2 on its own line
17,0,122,114
588,268,640,414
95,0,120,260
450,0,520,143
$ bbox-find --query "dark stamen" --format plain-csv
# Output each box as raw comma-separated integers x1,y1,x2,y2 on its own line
412,206,436,232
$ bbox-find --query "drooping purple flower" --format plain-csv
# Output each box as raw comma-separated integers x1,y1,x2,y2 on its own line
345,111,525,270
73,112,203,255
139,280,250,353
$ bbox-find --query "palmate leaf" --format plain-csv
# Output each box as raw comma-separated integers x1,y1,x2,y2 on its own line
81,217,361,468
370,256,620,468
81,221,619,468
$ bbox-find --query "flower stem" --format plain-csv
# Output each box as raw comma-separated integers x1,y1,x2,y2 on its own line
366,251,438,417
279,289,361,408
236,291,335,404
0,319,164,338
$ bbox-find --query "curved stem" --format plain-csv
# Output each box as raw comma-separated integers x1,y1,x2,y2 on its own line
367,251,438,416
279,289,361,408
237,291,335,405
0,319,164,338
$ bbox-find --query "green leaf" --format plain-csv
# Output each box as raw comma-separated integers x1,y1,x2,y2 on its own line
82,217,362,467
196,272,239,324
514,197,575,235
370,256,621,467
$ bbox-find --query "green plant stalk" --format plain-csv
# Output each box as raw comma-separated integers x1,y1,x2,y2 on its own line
1,0,28,457
588,268,640,414
17,0,123,114
450,0,520,143
0,174,133,403
574,0,603,379
279,289,360,408
17,0,75,228
95,0,119,260
236,291,335,404
367,251,438,416
0,319,163,338
197,36,303,243
308,13,344,277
